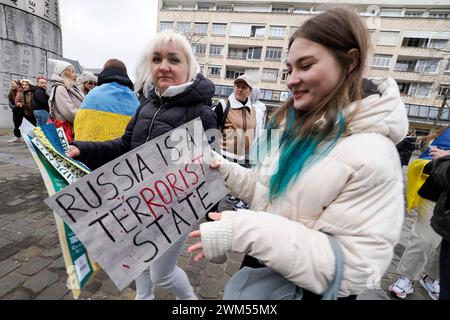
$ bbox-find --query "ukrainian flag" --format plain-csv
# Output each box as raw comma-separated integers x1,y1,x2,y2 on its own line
407,127,450,213
74,82,139,142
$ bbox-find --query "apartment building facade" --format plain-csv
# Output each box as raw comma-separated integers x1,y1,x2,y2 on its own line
157,0,450,133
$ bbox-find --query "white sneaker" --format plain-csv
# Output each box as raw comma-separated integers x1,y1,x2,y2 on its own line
419,274,439,300
388,276,414,299
7,137,21,143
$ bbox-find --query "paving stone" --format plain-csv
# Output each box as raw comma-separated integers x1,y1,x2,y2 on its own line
6,198,26,206
38,235,60,249
2,288,33,300
225,260,241,276
83,280,102,294
0,259,22,278
0,237,12,249
7,219,34,230
42,247,62,258
185,267,201,287
14,246,44,262
176,256,188,269
16,257,52,276
0,273,26,297
205,262,225,279
48,257,65,270
3,227,34,242
25,193,40,200
35,282,69,300
23,270,59,294
198,277,222,299
118,288,135,300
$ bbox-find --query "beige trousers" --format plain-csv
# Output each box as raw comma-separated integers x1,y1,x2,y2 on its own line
398,199,442,280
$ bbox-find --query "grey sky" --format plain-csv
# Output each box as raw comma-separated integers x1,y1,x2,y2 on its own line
59,0,158,80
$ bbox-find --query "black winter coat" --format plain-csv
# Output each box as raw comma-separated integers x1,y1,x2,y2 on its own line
31,86,50,111
430,155,450,241
73,73,217,169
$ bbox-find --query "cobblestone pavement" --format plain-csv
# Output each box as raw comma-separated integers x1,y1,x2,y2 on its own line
0,130,431,300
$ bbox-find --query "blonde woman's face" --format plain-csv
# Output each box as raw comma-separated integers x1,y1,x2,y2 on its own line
151,41,189,93
286,37,344,112
64,67,76,81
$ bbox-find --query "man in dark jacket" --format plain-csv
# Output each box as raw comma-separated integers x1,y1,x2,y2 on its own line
31,76,50,126
430,153,450,300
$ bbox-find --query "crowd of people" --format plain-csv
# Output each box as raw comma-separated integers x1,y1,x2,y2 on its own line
5,7,450,300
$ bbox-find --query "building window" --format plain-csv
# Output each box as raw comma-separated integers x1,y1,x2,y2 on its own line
395,59,416,72
230,23,266,38
265,47,282,61
396,58,440,73
429,39,448,49
262,89,273,100
404,11,424,17
244,68,259,81
160,21,173,31
208,66,222,77
226,69,244,79
380,8,402,17
397,81,411,95
262,68,278,82
251,26,266,38
429,12,449,18
372,54,392,68
177,22,191,34
270,26,286,38
194,23,208,35
415,59,439,73
247,47,262,60
182,3,195,10
377,31,400,46
445,62,450,73
293,7,310,14
402,37,428,48
409,82,432,97
281,69,289,81
198,3,213,11
212,23,226,36
192,43,206,55
209,45,224,56
272,7,289,13
228,47,247,60
217,5,232,12
163,3,179,10
438,85,450,97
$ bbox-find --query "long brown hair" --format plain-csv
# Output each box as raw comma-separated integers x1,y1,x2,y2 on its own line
264,7,369,199
271,7,368,138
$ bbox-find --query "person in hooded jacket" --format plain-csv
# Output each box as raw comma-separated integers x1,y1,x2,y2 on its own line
67,31,217,300
187,7,409,300
31,76,50,126
73,59,139,141
48,59,85,141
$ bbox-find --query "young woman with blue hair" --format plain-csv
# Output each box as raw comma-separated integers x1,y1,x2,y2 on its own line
188,7,409,299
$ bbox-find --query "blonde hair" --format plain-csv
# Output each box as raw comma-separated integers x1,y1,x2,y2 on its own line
61,66,76,88
134,31,200,97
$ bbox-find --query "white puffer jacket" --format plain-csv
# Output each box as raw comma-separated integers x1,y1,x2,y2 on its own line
200,77,409,297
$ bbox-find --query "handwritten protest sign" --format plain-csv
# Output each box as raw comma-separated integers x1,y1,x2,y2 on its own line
45,119,229,290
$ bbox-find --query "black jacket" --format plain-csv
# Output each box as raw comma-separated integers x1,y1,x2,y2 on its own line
31,86,50,111
73,73,217,169
396,137,416,166
430,155,450,241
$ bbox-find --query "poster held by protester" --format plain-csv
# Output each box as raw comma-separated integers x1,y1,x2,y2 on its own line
45,119,229,290
20,120,98,299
